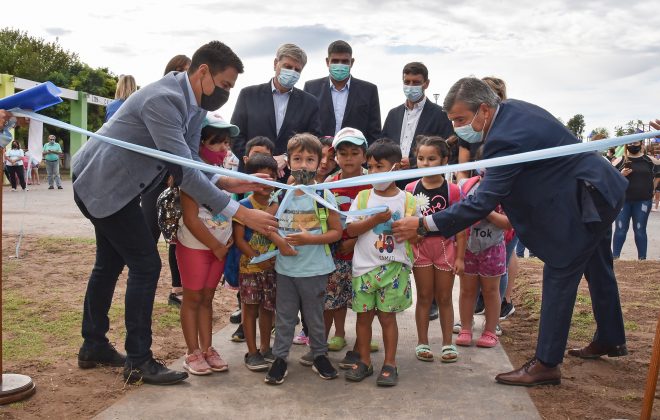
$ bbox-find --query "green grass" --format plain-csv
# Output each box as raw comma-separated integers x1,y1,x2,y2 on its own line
36,237,95,252
154,303,180,330
624,320,638,332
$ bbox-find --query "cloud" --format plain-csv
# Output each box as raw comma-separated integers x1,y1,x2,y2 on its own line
45,27,71,37
384,45,452,55
102,44,138,57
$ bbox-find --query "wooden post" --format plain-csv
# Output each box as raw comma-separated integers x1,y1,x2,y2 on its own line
641,312,660,420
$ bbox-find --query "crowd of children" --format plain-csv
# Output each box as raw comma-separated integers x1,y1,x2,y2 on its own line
172,115,513,386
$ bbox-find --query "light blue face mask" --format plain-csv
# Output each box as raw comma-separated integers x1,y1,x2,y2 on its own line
277,68,300,89
329,63,350,81
454,109,484,144
403,85,424,102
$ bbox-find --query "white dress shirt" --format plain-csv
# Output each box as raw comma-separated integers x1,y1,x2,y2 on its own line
272,79,292,136
330,77,350,135
400,97,427,159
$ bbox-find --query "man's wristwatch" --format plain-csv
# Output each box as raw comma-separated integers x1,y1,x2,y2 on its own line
417,217,429,236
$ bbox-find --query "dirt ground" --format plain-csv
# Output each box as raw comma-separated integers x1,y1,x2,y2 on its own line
1,237,659,419
501,257,660,419
1,236,236,419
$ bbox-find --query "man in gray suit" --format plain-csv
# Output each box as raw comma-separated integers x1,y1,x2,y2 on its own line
72,41,277,385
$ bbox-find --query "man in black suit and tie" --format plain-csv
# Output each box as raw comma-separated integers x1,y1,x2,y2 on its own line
303,40,381,143
382,62,453,172
231,43,320,176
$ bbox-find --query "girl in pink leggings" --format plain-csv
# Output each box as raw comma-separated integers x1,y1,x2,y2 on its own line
175,119,235,375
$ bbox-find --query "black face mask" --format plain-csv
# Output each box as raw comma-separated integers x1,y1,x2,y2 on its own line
626,145,641,154
199,73,229,111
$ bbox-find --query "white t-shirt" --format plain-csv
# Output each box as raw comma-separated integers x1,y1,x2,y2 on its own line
177,206,233,250
347,189,420,277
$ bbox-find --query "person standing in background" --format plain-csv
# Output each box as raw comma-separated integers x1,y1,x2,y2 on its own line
105,75,137,122
43,134,63,190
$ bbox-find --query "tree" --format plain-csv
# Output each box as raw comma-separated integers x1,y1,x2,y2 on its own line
0,28,117,151
589,127,609,140
566,114,586,139
614,120,644,137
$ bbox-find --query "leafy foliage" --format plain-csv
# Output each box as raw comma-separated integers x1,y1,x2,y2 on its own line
566,114,586,139
0,28,117,151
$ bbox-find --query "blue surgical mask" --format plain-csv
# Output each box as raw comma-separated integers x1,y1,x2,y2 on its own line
454,109,484,144
277,68,300,89
403,85,424,102
329,63,350,81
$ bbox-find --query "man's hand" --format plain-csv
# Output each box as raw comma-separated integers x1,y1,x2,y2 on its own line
0,110,12,127
399,157,411,170
217,172,274,194
392,216,422,242
274,154,287,179
650,119,660,131
234,206,278,235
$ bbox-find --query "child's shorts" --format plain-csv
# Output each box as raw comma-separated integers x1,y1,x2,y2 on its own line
176,243,225,291
464,242,506,278
352,262,412,313
413,235,456,271
325,259,353,310
239,269,276,311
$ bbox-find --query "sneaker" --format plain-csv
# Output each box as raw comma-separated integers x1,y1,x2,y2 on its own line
270,326,276,338
48,186,54,190
78,343,126,369
168,292,182,307
230,308,242,324
265,357,288,385
262,348,275,363
231,324,245,342
495,324,503,336
338,350,360,369
11,188,16,192
474,295,485,315
57,186,63,189
124,358,189,385
429,302,439,321
292,330,309,345
452,323,462,334
312,354,338,380
345,360,373,382
204,346,228,372
500,298,515,320
183,349,212,375
299,350,314,367
244,352,269,372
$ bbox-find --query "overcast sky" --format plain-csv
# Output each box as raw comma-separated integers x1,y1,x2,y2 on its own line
3,0,659,137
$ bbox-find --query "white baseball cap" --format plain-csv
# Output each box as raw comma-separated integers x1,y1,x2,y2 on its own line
332,127,367,150
202,112,240,137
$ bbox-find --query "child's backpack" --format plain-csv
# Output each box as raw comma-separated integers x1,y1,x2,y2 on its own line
355,189,417,261
223,198,254,289
156,186,181,243
459,176,505,254
404,179,460,208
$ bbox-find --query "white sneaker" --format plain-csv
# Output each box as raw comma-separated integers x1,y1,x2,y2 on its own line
495,324,503,336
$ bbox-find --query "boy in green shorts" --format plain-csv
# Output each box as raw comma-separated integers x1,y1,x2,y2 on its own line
344,138,420,386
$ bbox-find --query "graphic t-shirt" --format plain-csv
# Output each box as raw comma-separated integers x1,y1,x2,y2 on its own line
459,178,504,254
347,189,420,277
238,195,274,274
410,179,449,237
329,172,371,260
177,206,233,250
274,191,337,277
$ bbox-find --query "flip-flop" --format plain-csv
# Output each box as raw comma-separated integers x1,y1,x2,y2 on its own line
415,344,434,362
440,345,459,363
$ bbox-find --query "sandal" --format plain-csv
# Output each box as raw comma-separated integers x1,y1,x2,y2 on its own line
415,344,434,362
456,329,473,347
440,345,458,363
328,336,347,352
376,364,398,387
345,361,373,382
476,330,499,348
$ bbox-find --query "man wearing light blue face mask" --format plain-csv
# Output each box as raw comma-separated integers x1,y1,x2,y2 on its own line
382,62,453,176
304,40,381,143
231,43,320,179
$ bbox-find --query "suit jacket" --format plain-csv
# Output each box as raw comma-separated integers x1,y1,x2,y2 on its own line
72,71,231,218
231,81,320,167
430,99,628,268
303,76,381,142
381,99,453,163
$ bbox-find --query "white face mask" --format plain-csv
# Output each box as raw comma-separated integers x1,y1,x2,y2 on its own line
372,164,398,191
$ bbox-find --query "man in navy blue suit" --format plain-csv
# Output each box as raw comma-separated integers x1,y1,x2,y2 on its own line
393,77,628,387
303,40,381,143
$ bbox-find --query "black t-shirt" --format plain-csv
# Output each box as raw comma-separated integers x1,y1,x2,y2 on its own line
616,155,655,201
411,179,450,237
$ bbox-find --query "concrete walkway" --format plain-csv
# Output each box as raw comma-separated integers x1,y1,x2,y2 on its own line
97,281,540,419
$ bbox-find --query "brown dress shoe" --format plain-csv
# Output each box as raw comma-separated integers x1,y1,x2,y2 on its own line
567,341,628,359
495,358,561,387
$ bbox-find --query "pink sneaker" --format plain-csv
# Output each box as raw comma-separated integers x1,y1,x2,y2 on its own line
183,349,212,375
204,346,228,372
292,330,309,345
476,331,499,348
456,329,473,347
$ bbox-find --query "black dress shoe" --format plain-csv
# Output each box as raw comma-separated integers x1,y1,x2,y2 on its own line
567,341,628,359
429,303,439,321
123,358,188,385
78,343,126,369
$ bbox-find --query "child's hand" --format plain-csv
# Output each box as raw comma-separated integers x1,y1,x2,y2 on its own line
212,244,230,261
453,257,464,277
285,224,314,247
373,209,392,225
336,238,357,256
279,244,298,256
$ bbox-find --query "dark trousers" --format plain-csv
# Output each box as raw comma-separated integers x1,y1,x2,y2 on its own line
75,192,162,365
140,175,181,288
7,165,26,190
535,186,626,366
